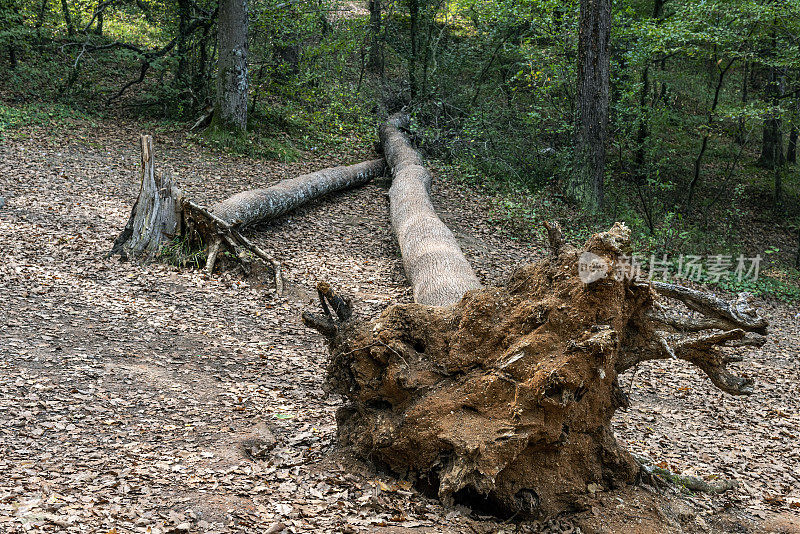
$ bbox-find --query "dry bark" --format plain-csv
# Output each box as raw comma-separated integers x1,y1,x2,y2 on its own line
110,135,385,284
108,135,182,261
307,221,769,518
380,114,481,306
214,0,249,132
210,159,386,228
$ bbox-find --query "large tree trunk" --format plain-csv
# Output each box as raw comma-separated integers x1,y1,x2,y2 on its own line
110,135,385,278
304,120,769,521
379,114,481,306
214,0,248,132
571,0,611,211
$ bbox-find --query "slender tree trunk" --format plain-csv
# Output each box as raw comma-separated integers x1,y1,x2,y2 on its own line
758,85,785,169
736,61,749,145
60,0,75,36
632,64,649,178
194,24,211,99
774,148,782,207
758,27,784,169
686,59,735,214
409,0,419,99
94,7,103,35
787,98,798,163
176,0,190,88
8,45,16,69
795,226,800,269
368,0,382,73
632,0,665,179
35,0,47,29
214,0,248,133
571,0,611,211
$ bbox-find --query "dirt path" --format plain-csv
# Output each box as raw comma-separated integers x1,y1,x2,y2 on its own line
0,117,798,533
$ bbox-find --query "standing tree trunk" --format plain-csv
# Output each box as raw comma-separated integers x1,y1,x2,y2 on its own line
686,59,735,214
758,29,784,169
214,0,248,133
408,0,419,99
736,61,749,145
60,0,75,36
787,96,798,164
571,0,611,211
632,0,666,180
35,0,47,30
368,0,382,74
176,0,190,88
93,2,103,35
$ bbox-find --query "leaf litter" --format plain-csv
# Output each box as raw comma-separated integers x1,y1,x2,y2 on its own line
0,116,798,533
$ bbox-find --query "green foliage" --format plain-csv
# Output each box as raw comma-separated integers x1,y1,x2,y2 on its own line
193,125,302,162
0,102,92,140
158,236,206,269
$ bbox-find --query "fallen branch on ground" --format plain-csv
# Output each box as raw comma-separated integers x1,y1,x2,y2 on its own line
109,135,385,291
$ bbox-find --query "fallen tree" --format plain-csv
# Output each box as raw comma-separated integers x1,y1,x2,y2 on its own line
110,135,386,282
305,117,769,519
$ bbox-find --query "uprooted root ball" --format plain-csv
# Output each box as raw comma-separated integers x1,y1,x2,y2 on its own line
315,223,766,518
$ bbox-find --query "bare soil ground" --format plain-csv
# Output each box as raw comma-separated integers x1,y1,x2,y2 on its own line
1,116,799,533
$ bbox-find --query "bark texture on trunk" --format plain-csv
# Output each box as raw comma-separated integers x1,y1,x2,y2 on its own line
571,0,610,211
380,114,481,306
214,0,249,132
109,135,182,261
210,159,386,228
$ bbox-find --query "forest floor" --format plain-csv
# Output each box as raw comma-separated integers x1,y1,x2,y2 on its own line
1,115,799,534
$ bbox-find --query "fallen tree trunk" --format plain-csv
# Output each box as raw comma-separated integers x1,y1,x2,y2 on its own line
210,158,385,228
380,114,481,306
305,117,769,520
110,135,385,281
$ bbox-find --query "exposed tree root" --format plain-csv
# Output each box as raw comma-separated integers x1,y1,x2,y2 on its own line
305,222,769,518
634,455,738,495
